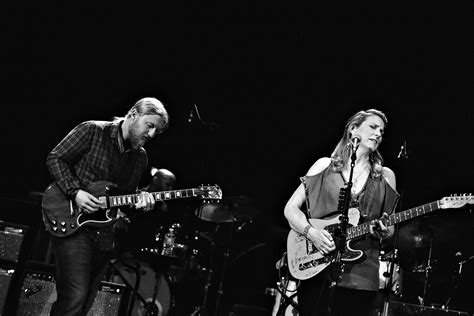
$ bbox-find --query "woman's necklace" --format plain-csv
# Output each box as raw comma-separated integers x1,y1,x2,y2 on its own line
353,164,369,182
349,164,369,194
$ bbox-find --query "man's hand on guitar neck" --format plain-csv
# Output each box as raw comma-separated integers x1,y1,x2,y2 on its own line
133,191,155,212
75,189,102,213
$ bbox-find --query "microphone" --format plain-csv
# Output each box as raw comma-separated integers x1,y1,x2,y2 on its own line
397,141,408,159
350,135,361,151
187,105,195,123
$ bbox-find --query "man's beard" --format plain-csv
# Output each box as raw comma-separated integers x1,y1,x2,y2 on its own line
128,122,146,149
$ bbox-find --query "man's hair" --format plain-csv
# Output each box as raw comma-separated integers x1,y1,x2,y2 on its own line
127,97,169,133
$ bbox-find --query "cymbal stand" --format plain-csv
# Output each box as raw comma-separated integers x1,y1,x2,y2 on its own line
445,255,473,309
381,140,408,315
213,220,234,316
198,222,220,315
420,237,434,306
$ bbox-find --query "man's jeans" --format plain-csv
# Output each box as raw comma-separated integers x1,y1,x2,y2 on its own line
50,229,111,316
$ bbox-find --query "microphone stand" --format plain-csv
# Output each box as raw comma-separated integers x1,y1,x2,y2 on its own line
380,141,408,315
326,144,358,316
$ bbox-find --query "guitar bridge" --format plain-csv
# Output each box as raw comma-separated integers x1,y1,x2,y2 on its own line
299,255,333,271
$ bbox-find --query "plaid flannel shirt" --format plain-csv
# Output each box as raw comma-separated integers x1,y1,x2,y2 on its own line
46,119,148,250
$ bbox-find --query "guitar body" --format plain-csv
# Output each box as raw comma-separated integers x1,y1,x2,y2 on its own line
41,181,118,237
287,212,361,280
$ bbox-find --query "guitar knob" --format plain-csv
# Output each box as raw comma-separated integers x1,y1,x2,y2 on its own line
51,220,57,225
70,223,76,228
60,222,66,227
61,228,67,233
52,227,58,232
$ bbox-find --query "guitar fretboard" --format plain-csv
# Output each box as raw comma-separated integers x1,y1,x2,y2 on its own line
108,189,198,207
346,200,440,240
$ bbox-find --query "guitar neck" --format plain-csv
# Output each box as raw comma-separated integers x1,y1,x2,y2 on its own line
108,188,199,207
346,200,440,240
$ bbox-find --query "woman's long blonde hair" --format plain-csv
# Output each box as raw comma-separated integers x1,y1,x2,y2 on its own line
330,109,388,179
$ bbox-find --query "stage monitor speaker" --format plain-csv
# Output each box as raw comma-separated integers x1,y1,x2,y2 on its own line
0,221,29,264
388,301,471,316
15,268,129,316
0,267,15,316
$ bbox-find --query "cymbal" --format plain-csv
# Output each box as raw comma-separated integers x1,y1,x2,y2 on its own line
195,195,260,223
225,195,260,221
195,203,235,223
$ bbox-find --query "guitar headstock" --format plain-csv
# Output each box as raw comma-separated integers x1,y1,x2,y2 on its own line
440,194,473,209
197,185,223,200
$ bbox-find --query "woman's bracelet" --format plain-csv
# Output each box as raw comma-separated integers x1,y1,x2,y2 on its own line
303,224,313,239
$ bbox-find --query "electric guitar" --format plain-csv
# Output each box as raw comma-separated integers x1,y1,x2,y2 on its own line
287,194,473,280
41,181,222,237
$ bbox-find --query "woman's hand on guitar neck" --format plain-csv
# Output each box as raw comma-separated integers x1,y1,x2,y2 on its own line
307,227,336,255
75,190,102,213
369,212,392,239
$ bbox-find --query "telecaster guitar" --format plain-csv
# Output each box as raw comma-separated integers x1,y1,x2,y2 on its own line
41,181,222,237
287,194,473,280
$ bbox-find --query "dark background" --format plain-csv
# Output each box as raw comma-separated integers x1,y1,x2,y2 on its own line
1,2,473,314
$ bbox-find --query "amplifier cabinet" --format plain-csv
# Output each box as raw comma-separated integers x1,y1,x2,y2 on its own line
15,270,129,316
0,222,29,264
87,281,129,316
15,271,55,315
388,301,471,316
0,267,15,315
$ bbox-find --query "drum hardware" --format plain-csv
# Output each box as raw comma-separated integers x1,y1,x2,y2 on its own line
379,247,404,316
378,249,403,297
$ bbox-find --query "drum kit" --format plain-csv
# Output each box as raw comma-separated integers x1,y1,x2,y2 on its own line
109,195,261,316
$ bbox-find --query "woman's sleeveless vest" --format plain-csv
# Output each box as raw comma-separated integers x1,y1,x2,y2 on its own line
302,166,399,290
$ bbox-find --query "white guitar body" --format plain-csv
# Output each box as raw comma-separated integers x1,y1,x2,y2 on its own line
287,210,360,281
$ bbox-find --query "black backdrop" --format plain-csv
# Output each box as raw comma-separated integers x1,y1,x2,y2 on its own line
1,2,473,313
